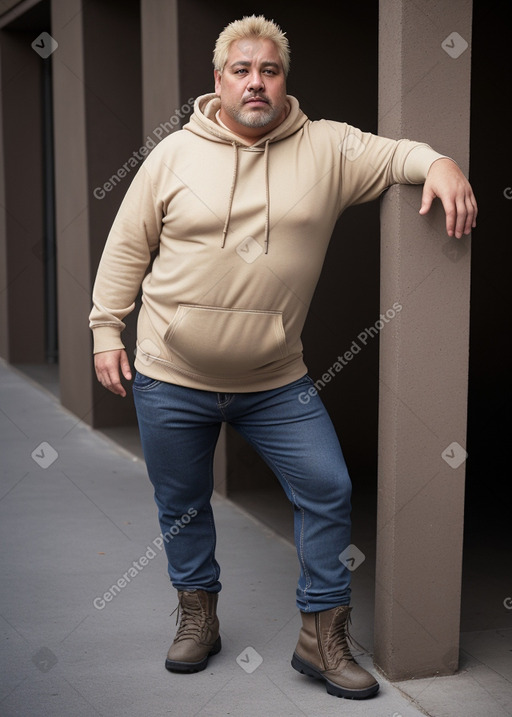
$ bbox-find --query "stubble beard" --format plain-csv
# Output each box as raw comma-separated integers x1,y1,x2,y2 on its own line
227,99,283,129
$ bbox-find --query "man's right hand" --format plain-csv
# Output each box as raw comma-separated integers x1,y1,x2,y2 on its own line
94,349,132,397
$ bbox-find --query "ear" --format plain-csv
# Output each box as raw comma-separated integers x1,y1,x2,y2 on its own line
214,69,222,95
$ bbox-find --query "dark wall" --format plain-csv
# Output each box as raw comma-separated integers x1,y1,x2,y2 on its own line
0,23,47,363
85,0,143,274
465,0,511,540
177,1,381,491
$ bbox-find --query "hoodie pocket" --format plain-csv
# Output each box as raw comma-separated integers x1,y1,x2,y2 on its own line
163,304,288,378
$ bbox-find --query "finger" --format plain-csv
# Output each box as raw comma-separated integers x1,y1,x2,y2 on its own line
442,201,457,237
463,195,476,235
97,363,126,397
105,371,126,397
458,190,476,236
120,352,132,382
454,197,468,238
469,193,478,228
418,186,435,215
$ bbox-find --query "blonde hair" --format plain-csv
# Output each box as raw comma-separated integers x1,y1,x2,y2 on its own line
213,15,290,76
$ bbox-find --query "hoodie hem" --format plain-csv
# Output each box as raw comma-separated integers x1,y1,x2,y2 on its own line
133,355,309,394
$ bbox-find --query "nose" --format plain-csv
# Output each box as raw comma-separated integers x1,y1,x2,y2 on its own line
247,70,264,92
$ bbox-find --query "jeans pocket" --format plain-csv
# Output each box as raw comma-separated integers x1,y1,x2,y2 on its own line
132,371,162,391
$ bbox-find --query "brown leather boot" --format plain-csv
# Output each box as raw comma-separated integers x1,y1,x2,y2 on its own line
291,605,379,699
165,590,221,673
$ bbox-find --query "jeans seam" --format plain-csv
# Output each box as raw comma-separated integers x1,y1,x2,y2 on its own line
216,394,235,416
206,441,220,586
132,373,161,391
281,473,311,603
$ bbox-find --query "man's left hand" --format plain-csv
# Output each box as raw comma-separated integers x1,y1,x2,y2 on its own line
419,158,478,239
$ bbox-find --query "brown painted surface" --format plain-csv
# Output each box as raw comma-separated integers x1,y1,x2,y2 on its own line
375,0,473,679
51,0,141,426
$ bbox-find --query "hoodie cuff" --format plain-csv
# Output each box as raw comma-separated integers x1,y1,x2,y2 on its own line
403,145,454,184
91,326,126,355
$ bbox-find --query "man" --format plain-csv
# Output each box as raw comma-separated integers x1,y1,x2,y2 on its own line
90,15,477,700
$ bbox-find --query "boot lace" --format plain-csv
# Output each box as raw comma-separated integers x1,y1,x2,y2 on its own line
170,597,205,643
328,608,360,665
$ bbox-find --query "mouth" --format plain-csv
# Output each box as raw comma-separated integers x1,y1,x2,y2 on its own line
244,97,269,106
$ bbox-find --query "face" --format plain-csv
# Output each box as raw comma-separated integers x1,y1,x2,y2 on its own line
214,37,288,140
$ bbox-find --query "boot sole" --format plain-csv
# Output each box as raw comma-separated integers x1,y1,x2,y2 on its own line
165,635,222,673
291,652,379,700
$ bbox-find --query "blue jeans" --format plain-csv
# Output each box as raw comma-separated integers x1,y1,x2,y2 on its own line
132,372,352,612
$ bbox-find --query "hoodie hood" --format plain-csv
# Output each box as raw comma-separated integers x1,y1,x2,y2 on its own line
185,92,308,146
183,93,309,253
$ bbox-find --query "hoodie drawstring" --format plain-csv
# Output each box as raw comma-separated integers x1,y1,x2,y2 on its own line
263,140,270,254
221,142,239,249
221,139,271,254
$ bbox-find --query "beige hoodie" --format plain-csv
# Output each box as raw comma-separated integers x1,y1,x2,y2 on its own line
89,93,446,391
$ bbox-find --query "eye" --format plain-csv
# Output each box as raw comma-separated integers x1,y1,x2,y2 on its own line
234,68,248,75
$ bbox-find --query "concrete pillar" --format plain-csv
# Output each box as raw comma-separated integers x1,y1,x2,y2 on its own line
0,89,5,356
140,0,180,139
51,0,141,426
375,0,473,679
51,0,91,417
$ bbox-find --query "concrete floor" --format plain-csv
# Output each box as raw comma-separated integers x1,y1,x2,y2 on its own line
1,359,511,717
